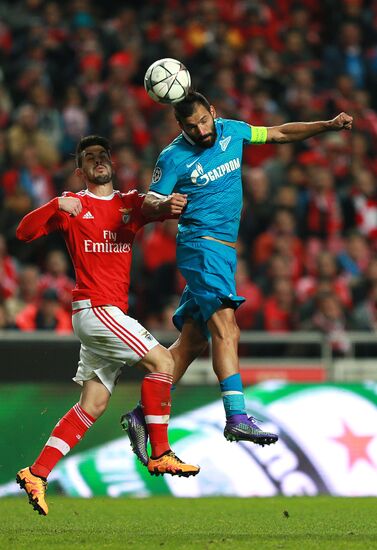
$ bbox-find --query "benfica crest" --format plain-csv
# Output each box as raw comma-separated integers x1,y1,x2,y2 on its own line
119,207,132,224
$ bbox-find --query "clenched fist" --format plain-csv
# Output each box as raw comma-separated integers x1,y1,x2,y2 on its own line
160,193,188,216
330,112,353,131
58,196,82,216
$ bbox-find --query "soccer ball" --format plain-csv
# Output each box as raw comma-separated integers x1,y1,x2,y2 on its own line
144,58,191,104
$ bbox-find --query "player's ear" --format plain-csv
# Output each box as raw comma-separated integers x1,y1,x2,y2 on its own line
210,105,216,118
75,167,83,179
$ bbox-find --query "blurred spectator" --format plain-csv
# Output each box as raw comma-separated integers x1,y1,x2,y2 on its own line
38,249,75,312
235,258,263,330
15,287,72,333
0,180,33,245
273,185,298,216
350,281,377,332
296,250,352,309
254,252,293,296
60,86,89,158
113,145,141,193
352,89,377,146
239,166,272,248
299,166,343,242
352,257,377,305
256,278,297,332
252,207,303,269
0,301,13,329
5,264,40,324
300,292,351,357
342,168,377,238
349,131,377,178
322,21,370,89
337,231,370,281
262,143,295,193
78,53,105,116
2,144,55,207
0,83,13,130
0,233,18,300
28,82,63,149
7,104,59,169
141,219,179,319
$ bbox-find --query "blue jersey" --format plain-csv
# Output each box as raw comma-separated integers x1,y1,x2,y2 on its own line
149,118,267,243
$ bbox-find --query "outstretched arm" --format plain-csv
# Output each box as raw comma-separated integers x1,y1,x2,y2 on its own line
16,196,81,241
266,112,353,144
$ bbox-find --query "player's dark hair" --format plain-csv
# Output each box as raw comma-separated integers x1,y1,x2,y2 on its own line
174,92,211,121
75,135,111,167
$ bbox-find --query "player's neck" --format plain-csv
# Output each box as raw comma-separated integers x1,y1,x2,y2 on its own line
86,182,114,197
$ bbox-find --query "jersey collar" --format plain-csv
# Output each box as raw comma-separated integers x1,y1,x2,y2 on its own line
84,189,115,200
181,129,196,145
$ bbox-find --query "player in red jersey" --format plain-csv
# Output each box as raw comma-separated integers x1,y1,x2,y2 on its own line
15,135,199,516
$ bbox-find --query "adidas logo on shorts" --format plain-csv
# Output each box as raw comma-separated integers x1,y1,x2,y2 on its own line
83,211,94,219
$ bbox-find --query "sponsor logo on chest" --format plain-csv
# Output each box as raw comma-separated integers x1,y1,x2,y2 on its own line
84,230,131,254
190,157,241,186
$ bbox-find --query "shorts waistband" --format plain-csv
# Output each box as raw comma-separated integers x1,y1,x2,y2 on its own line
72,299,92,311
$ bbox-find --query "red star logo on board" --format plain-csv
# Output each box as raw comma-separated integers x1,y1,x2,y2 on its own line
331,422,376,469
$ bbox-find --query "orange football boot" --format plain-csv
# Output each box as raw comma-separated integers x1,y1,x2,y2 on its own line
16,467,48,516
148,451,200,477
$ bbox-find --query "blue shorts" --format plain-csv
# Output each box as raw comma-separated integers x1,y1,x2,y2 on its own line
173,239,245,338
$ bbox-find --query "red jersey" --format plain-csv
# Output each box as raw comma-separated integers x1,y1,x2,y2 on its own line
16,189,150,312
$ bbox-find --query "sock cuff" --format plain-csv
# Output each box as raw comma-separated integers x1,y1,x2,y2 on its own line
73,403,95,427
220,373,243,393
144,372,173,385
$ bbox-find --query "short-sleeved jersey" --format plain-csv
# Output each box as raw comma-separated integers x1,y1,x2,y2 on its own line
149,118,265,243
17,189,148,312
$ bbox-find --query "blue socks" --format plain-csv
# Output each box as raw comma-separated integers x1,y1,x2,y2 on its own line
220,373,247,419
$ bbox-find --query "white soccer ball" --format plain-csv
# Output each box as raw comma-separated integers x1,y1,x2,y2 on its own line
144,58,191,104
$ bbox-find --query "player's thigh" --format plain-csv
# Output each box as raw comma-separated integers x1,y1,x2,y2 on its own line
73,306,158,365
73,344,122,396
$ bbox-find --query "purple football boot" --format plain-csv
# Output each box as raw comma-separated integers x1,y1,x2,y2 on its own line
224,414,278,446
120,404,149,466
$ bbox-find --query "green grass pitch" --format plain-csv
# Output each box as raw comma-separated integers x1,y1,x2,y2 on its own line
1,496,377,549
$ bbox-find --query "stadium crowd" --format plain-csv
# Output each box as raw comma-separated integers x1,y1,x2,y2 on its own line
1,0,377,356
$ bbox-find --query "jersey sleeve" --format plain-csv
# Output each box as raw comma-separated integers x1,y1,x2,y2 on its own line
16,197,69,242
230,119,267,145
123,190,174,227
122,190,149,229
149,150,177,197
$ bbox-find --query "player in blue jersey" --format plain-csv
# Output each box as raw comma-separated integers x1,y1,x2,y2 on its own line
121,91,353,465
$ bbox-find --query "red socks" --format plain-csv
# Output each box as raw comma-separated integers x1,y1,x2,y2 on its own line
141,372,173,458
31,403,95,479
30,373,173,478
